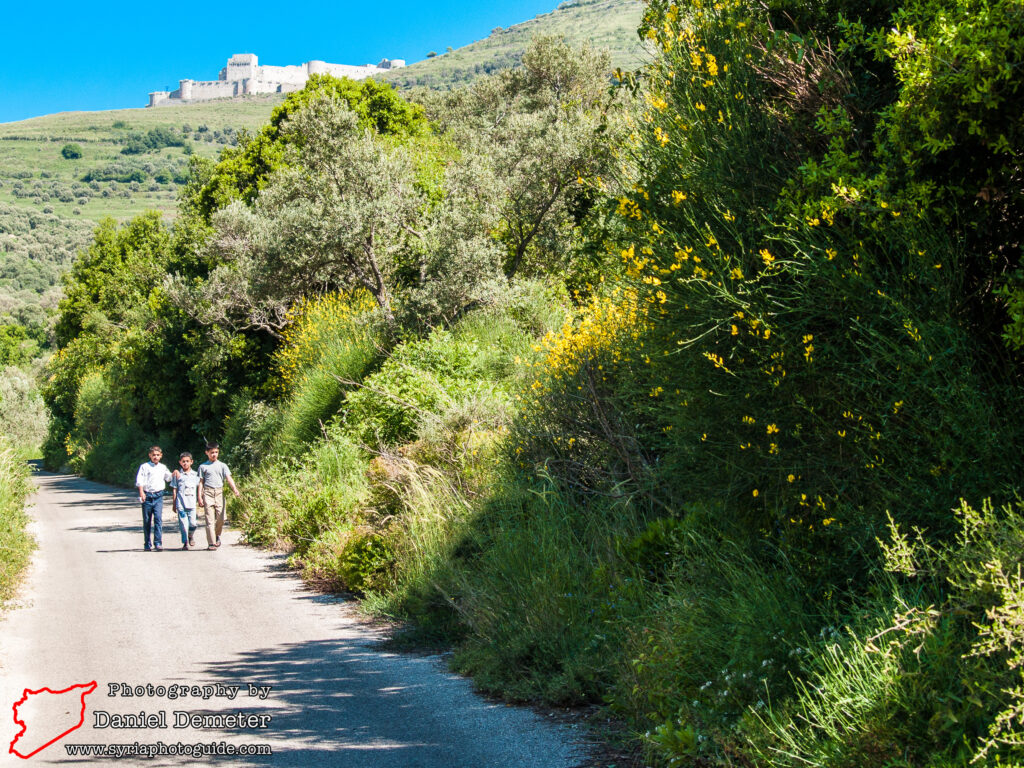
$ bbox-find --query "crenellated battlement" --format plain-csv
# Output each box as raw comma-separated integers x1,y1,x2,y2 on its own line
147,53,406,107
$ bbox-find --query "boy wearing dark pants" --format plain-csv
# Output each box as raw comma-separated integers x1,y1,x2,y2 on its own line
197,442,240,550
171,451,200,550
135,446,172,552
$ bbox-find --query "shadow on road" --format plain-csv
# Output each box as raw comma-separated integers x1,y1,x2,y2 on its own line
187,637,533,767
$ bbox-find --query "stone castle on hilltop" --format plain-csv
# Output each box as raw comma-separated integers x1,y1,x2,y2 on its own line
148,53,406,107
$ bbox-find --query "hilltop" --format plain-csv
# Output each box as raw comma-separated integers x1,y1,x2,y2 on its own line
380,0,646,90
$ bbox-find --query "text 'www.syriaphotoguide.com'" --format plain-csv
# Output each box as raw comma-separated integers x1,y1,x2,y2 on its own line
64,741,273,758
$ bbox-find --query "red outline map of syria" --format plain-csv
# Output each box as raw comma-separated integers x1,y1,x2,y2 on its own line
9,681,98,759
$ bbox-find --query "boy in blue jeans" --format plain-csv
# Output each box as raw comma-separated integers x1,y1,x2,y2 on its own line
170,451,200,550
135,445,172,551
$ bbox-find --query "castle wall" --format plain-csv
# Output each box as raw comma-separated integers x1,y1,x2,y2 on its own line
148,52,400,107
258,64,308,86
244,80,280,95
187,80,238,99
318,62,380,81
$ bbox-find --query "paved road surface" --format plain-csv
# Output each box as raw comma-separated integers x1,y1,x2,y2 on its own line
0,469,585,766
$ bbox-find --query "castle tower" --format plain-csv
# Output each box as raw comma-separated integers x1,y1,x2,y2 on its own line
306,60,329,76
226,54,258,82
179,79,194,101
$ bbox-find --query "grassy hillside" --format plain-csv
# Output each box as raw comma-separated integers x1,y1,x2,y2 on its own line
380,0,647,90
0,97,281,324
0,97,281,221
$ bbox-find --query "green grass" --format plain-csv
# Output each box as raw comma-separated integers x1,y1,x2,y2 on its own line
379,0,648,90
0,441,35,605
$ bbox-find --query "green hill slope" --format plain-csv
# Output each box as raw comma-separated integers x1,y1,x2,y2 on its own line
380,0,647,90
0,97,281,222
0,97,281,324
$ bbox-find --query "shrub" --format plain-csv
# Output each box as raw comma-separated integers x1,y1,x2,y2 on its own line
272,291,383,455
235,426,368,556
0,366,47,453
0,439,34,604
748,499,1024,767
61,143,83,160
341,325,492,447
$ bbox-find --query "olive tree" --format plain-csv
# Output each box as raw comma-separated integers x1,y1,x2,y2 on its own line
170,95,507,334
433,36,620,279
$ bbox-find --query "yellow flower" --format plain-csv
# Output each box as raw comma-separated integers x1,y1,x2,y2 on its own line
671,190,688,205
766,424,779,435
752,489,759,497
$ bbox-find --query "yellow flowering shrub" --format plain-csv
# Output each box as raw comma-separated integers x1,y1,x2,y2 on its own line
270,290,383,454
274,290,379,395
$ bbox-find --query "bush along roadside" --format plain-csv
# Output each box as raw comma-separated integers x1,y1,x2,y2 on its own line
0,440,35,605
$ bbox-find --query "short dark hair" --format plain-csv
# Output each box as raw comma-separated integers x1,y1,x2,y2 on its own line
205,442,220,451
179,451,193,460
148,445,162,453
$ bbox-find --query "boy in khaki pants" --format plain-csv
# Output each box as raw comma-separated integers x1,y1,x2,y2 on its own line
197,442,240,549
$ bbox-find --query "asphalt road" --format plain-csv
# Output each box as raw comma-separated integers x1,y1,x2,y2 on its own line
0,469,586,766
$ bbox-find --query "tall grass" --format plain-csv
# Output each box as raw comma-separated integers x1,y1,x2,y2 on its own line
0,440,35,604
273,292,383,456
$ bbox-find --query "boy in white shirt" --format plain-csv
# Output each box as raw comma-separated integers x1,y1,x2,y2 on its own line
170,451,201,551
135,445,172,552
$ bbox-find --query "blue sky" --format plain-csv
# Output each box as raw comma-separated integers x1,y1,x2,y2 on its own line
0,0,559,123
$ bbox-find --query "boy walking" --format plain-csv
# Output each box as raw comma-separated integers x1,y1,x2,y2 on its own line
170,451,200,550
197,442,240,550
136,446,172,552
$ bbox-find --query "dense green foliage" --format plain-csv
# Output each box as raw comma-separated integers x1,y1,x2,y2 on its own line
186,76,428,223
41,7,1024,766
120,127,187,155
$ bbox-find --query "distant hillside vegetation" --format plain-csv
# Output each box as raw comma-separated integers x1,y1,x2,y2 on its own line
379,0,646,90
0,97,281,324
0,203,93,325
